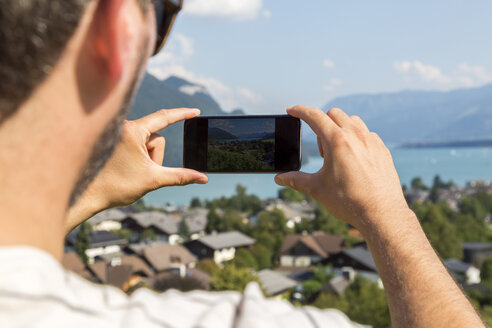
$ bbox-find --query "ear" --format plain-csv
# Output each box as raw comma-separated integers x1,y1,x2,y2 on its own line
90,0,134,82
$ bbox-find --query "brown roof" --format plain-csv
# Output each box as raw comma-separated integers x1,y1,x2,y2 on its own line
121,255,154,277
143,243,197,272
62,252,97,281
280,232,343,258
89,262,134,287
89,255,154,286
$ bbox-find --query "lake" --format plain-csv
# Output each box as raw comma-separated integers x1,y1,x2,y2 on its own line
144,147,492,206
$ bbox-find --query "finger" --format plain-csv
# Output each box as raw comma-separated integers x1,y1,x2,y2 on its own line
136,108,200,134
153,166,208,187
286,105,338,139
327,107,353,128
350,115,370,133
147,134,165,165
317,135,324,158
274,171,317,195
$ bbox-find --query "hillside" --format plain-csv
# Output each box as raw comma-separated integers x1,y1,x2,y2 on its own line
129,73,231,167
209,127,238,141
322,83,492,143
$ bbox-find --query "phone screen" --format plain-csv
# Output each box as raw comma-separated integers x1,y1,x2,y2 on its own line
183,115,301,173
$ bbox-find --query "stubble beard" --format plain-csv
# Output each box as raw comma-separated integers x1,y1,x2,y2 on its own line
68,49,148,207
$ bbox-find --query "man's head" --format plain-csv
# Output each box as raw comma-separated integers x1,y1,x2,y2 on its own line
0,0,175,207
0,0,173,245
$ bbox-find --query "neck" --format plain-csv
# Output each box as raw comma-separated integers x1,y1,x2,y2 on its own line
0,75,87,262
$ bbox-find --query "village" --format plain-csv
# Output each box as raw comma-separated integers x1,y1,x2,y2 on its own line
62,179,492,327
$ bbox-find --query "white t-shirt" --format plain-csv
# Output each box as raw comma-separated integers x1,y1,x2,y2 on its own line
0,246,363,328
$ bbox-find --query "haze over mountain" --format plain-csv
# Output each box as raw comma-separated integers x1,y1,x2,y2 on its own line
321,83,492,144
208,127,238,141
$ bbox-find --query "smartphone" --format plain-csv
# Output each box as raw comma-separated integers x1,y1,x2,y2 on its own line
183,115,301,173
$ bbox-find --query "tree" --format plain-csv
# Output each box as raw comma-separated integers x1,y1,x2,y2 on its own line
133,198,147,212
278,187,305,202
74,222,91,265
460,196,486,221
197,259,219,276
302,280,323,302
411,177,428,190
251,244,273,270
211,264,258,292
232,248,258,270
178,219,191,242
482,258,492,282
206,206,221,233
312,202,348,235
344,277,390,328
139,228,157,242
420,204,462,259
112,229,132,243
190,197,202,208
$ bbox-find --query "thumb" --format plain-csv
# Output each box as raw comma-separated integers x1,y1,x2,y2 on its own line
274,171,316,195
152,166,208,188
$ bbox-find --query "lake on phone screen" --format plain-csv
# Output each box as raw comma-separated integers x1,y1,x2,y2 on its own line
144,147,492,206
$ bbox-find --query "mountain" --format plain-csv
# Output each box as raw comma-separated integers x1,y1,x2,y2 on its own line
321,83,492,144
130,73,319,167
239,132,275,139
209,127,238,141
129,73,229,166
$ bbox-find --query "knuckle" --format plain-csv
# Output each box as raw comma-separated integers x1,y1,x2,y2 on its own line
176,173,188,186
332,129,348,145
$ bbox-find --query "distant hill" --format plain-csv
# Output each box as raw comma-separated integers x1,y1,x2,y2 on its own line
129,73,229,167
321,83,492,144
209,127,238,141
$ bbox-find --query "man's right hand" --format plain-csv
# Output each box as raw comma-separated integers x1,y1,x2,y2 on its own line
275,105,409,231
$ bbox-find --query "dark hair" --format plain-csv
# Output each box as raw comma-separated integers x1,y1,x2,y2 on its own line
0,0,149,124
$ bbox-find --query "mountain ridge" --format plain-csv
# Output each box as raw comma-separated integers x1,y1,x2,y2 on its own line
322,83,492,143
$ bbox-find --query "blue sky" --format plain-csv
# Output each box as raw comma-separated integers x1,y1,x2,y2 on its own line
147,0,492,115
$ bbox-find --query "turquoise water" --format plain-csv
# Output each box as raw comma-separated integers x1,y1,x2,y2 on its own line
144,147,492,206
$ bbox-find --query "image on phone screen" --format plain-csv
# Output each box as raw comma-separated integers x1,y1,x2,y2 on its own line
208,118,275,171
183,115,301,173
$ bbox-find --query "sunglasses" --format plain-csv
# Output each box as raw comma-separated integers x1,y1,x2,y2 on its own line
152,0,183,56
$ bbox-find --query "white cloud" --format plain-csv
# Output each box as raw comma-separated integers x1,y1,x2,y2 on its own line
394,60,492,89
147,34,262,112
183,0,264,21
393,60,450,84
323,59,335,70
458,63,492,85
323,78,342,92
393,60,411,73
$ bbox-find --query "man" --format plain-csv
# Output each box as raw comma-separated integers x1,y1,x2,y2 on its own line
0,0,484,327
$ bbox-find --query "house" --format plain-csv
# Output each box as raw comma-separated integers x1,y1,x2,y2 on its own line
87,208,127,231
66,230,127,264
463,242,492,266
142,243,197,277
266,200,315,229
61,251,97,281
257,269,297,297
121,209,208,244
404,188,430,204
280,232,344,267
444,258,481,284
322,275,351,296
89,255,154,291
185,231,255,264
329,245,378,273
